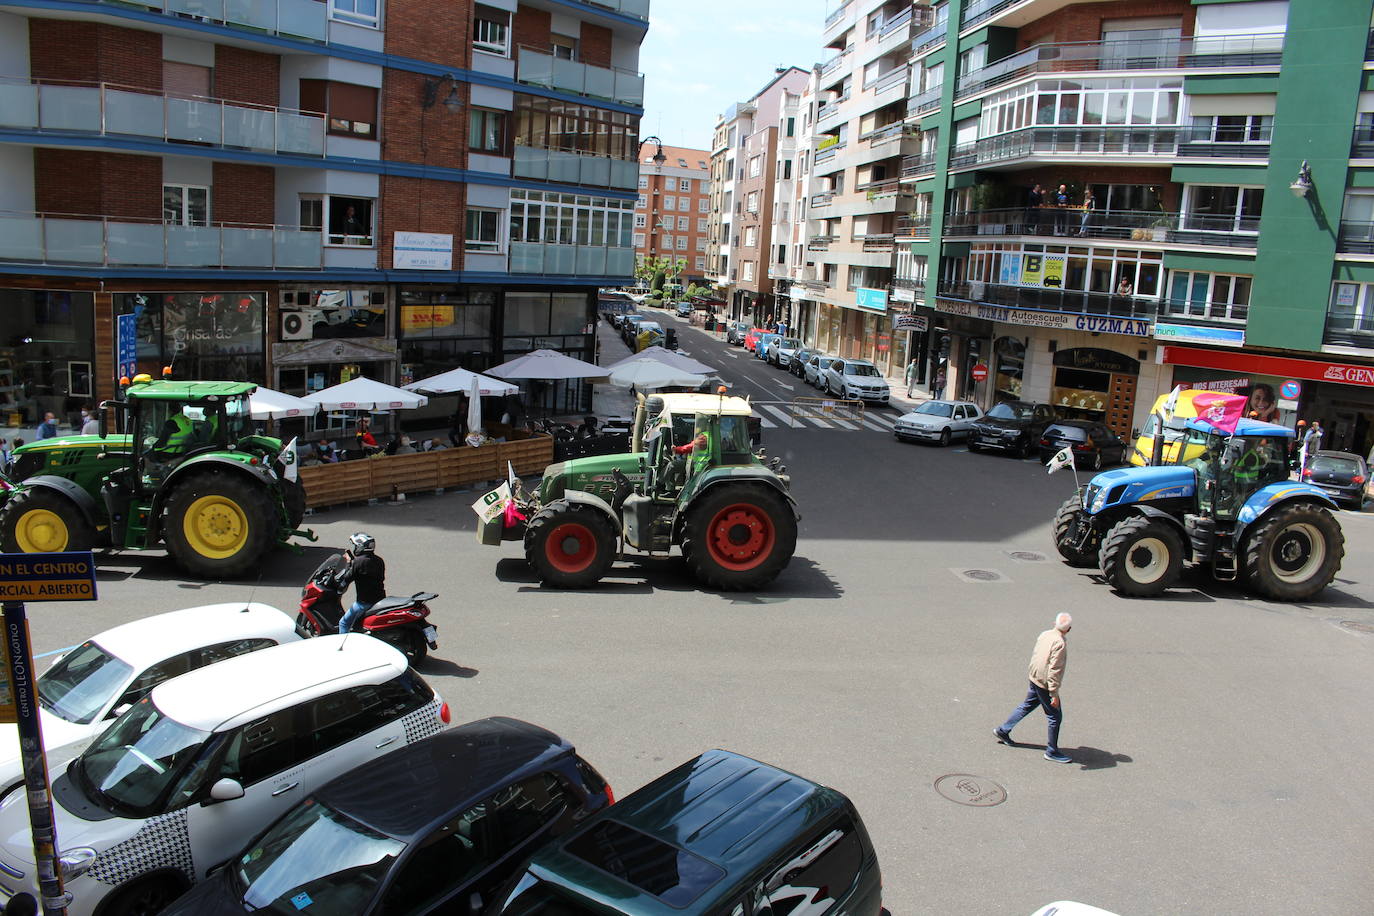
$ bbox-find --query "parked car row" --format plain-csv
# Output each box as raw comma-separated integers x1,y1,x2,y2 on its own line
727,327,893,405
892,398,1130,468
0,605,883,916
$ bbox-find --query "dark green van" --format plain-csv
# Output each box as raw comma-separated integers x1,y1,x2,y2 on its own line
487,749,882,916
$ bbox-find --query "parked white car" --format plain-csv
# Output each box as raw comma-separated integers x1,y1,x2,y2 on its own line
821,359,891,403
893,399,984,446
0,603,298,802
0,635,450,916
804,354,838,389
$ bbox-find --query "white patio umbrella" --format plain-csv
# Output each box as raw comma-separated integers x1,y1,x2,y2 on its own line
466,376,483,440
248,386,319,420
605,348,715,375
302,376,428,411
403,366,518,397
487,349,608,381
608,357,706,390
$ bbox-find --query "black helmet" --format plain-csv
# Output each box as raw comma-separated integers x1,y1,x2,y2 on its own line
348,532,376,554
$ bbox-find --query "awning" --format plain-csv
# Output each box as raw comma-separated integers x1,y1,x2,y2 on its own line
1160,346,1374,388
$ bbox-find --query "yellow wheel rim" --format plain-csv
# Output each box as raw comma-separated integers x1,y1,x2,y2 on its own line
15,509,69,553
182,494,249,559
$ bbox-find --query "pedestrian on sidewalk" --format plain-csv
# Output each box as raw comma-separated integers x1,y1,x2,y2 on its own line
904,358,919,397
1300,419,1323,474
995,612,1074,763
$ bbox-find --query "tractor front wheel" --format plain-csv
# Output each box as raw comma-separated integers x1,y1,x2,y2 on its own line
682,484,797,591
163,472,276,579
1052,495,1098,567
1099,516,1183,597
524,501,617,589
1243,503,1344,601
0,488,94,554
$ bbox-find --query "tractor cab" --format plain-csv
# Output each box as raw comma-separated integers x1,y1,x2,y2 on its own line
125,386,256,485
1176,420,1292,520
641,396,756,502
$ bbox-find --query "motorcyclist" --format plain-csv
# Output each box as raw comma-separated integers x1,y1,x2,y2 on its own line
337,532,386,635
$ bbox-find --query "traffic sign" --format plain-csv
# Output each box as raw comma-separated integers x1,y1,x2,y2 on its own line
1280,379,1301,400
971,363,989,382
0,552,98,602
117,312,138,381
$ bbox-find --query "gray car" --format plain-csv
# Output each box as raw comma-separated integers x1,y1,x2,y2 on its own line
893,399,984,446
804,353,838,388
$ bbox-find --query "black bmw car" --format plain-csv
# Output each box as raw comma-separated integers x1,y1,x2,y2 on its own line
968,401,1058,458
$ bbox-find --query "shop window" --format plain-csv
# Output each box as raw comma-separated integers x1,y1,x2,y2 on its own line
0,291,96,433
116,293,264,383
281,289,386,341
326,197,374,247
300,80,377,139
397,289,494,342
329,0,378,26
473,4,510,56
465,209,502,253
163,185,208,227
469,108,507,153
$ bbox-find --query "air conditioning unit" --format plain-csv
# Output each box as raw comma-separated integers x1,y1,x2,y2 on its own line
281,311,312,340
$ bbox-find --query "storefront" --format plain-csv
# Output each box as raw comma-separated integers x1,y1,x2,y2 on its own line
1050,347,1139,439
992,336,1027,402
116,291,267,383
0,289,96,434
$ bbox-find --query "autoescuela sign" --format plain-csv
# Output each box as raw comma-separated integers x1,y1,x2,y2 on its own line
935,298,1152,337
0,552,98,602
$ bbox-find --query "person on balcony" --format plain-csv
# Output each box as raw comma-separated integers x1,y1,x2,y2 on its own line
1025,184,1044,234
1078,190,1097,237
1054,184,1071,235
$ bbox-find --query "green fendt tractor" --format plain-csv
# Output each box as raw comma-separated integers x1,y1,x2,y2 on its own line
477,391,797,590
0,375,311,578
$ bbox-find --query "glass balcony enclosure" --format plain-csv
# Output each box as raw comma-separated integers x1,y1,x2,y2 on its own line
516,47,644,108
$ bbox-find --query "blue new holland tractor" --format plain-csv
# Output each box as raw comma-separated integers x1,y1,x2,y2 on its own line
1053,413,1345,600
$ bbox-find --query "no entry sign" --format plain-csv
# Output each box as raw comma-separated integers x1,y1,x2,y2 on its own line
971,363,989,382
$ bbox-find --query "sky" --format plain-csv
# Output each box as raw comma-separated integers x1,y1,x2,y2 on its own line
637,0,835,152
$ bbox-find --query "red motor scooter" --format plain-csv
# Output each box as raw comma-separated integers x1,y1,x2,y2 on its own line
298,554,439,665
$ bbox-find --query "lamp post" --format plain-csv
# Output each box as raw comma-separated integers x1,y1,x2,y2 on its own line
1289,160,1313,199
638,137,669,262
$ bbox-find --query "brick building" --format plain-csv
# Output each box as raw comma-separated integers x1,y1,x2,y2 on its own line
632,144,710,286
0,0,649,436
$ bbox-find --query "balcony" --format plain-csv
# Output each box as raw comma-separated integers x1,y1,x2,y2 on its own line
1337,220,1374,255
807,235,837,251
864,66,909,96
893,276,925,293
901,151,937,178
949,125,1182,170
0,78,325,157
1323,311,1374,348
577,0,650,21
907,85,942,118
960,0,1024,30
814,141,846,164
954,34,1285,101
811,191,835,208
859,234,895,252
912,21,947,55
896,215,931,238
0,210,323,269
858,178,908,200
1352,126,1374,159
67,0,328,42
820,47,852,77
816,97,848,125
510,242,635,276
824,0,853,33
938,280,1155,321
1159,297,1248,325
862,121,913,148
513,146,638,189
517,47,644,107
1175,126,1272,159
941,207,1260,249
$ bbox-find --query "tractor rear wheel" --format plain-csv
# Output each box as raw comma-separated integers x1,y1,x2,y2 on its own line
1243,503,1344,601
524,500,617,589
682,484,797,590
1100,516,1183,597
162,472,277,579
0,488,94,554
1052,495,1098,567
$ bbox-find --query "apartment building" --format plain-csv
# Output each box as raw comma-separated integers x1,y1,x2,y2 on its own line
633,144,710,285
707,67,810,323
0,0,648,434
885,0,1374,449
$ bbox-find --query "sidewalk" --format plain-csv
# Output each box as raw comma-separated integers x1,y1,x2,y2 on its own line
590,317,638,421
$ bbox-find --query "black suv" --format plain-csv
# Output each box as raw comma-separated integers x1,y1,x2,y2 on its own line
1039,419,1127,469
164,717,613,916
969,401,1058,458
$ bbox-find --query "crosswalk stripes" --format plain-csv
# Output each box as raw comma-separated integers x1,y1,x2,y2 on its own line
759,404,796,428
759,416,777,428
861,416,892,432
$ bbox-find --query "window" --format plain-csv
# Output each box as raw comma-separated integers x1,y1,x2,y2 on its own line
662,235,674,249
468,108,507,153
474,4,510,56
551,33,577,60
163,185,208,226
300,80,378,139
696,237,707,251
1189,114,1271,143
696,256,706,270
633,233,645,247
776,244,785,264
1166,270,1250,322
746,191,759,213
757,819,863,916
1183,185,1264,233
744,226,757,247
663,196,676,210
742,261,755,281
637,176,648,189
299,197,323,231
786,116,795,137
116,653,195,710
327,196,374,246
465,208,502,252
679,178,692,192
982,77,1181,138
162,61,211,98
675,236,687,250
637,194,647,208
699,198,709,213
782,159,792,180
677,216,689,230
221,708,302,787
634,214,647,228
697,218,708,232
749,155,762,178
329,0,377,27
514,95,641,161
1329,281,1374,335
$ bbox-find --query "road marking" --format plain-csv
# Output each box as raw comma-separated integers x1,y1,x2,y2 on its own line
828,418,858,430
725,351,739,358
861,416,892,432
777,381,794,391
760,404,796,428
759,416,777,428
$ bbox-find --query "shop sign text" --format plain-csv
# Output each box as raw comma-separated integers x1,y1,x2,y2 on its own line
935,299,1151,337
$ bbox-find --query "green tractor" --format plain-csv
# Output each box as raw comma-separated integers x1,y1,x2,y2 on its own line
0,375,312,578
477,391,797,590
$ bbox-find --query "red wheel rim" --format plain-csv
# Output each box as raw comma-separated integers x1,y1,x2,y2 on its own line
705,503,776,571
545,521,597,573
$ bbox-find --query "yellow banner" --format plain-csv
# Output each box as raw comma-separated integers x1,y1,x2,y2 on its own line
400,306,455,332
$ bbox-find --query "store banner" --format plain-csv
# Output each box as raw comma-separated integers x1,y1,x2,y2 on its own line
1154,323,1245,347
935,298,1152,337
399,306,455,332
894,313,928,332
1161,346,1374,387
855,288,889,312
393,232,453,270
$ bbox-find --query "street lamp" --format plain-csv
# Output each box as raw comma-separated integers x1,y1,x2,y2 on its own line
639,136,667,168
421,74,462,112
1290,160,1313,198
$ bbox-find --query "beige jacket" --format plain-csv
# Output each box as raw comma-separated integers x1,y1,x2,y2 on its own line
1028,628,1067,698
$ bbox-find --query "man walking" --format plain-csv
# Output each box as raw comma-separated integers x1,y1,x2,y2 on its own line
995,613,1074,763
1300,420,1323,474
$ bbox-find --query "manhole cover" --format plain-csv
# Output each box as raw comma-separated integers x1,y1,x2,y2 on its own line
951,568,1006,582
1340,620,1374,635
1007,550,1047,563
934,774,1007,807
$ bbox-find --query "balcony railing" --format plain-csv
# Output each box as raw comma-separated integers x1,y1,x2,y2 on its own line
862,121,912,147
0,210,323,269
824,0,852,30
510,242,635,276
1159,297,1248,325
1352,127,1374,159
859,234,895,251
950,126,1180,169
579,0,650,21
941,207,1260,249
514,146,638,189
817,97,848,124
517,47,644,107
811,191,835,208
814,141,846,164
77,0,328,42
1337,220,1374,255
859,178,908,199
960,0,1025,30
912,21,947,55
0,77,325,156
907,85,942,117
893,277,926,292
821,46,852,76
938,280,1156,321
865,66,909,95
807,235,837,250
954,34,1285,100
896,215,931,238
901,151,937,177
1323,314,1374,348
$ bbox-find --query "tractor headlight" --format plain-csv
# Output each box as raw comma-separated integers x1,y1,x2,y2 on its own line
1091,488,1110,513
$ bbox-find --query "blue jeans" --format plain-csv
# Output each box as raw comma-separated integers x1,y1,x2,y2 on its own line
339,600,374,635
1000,681,1062,754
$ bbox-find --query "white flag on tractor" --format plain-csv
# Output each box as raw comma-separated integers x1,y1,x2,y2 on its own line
1045,447,1075,475
1159,384,1183,421
279,438,299,481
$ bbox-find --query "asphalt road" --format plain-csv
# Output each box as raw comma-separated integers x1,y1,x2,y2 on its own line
27,311,1374,916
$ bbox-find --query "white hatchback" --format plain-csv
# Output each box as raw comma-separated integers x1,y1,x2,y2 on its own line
0,603,298,801
0,635,450,916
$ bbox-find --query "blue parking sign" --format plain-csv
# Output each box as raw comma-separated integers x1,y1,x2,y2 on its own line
117,312,137,380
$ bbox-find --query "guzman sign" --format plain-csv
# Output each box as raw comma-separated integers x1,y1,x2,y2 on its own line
0,552,98,602
935,298,1152,337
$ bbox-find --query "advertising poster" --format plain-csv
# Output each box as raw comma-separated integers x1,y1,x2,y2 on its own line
999,253,1021,287
1020,254,1043,286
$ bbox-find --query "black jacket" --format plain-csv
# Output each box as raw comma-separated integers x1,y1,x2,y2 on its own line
346,553,387,605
